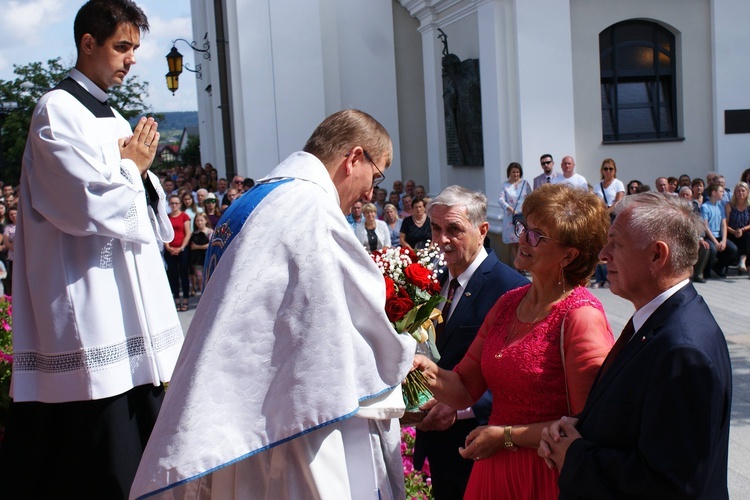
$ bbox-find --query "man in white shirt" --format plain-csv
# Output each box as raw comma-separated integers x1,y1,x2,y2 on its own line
214,177,228,205
0,1,183,498
551,156,588,191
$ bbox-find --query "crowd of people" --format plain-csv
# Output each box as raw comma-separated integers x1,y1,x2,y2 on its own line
497,153,750,285
154,165,254,310
0,1,736,498
0,185,18,296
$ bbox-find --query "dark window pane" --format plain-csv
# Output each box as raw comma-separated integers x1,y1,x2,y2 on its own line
616,45,655,72
617,82,650,106
602,109,614,136
659,107,673,133
619,108,656,134
658,50,672,72
600,20,677,142
614,23,651,45
657,30,672,54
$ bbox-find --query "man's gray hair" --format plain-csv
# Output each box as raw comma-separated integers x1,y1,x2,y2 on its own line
427,185,487,228
678,186,692,196
614,192,703,274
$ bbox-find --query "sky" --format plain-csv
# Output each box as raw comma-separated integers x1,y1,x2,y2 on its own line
0,0,198,112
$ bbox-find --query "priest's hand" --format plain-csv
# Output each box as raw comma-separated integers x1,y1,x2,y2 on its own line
120,117,160,176
416,400,456,431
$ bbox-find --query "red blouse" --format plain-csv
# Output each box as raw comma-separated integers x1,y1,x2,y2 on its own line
168,212,191,248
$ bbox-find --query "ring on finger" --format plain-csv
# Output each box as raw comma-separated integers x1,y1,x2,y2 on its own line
145,142,151,147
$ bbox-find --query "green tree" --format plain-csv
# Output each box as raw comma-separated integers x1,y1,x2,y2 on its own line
182,134,201,167
0,58,150,185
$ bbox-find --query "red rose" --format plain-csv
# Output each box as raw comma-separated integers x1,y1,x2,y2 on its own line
385,295,415,322
429,279,442,295
404,263,432,290
384,276,397,300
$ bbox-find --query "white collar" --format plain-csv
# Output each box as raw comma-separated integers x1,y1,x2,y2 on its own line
69,68,109,103
448,246,488,290
259,151,340,207
632,279,689,332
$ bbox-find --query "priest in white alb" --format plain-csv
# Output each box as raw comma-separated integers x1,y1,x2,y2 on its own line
130,109,415,499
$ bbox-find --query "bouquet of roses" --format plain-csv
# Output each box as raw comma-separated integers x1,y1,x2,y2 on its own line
371,244,445,410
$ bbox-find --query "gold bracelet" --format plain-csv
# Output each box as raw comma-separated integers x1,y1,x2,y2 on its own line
504,426,517,450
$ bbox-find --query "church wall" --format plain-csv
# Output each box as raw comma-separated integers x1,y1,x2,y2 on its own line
393,2,429,190
196,0,749,197
570,0,714,185
217,0,402,183
711,0,750,184
512,0,578,182
189,0,222,175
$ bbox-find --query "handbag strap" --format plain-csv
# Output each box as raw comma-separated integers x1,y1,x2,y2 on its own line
560,309,572,415
512,180,528,213
600,182,609,206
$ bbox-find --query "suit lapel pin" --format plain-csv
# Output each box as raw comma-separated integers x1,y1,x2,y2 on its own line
642,336,646,341
464,292,471,297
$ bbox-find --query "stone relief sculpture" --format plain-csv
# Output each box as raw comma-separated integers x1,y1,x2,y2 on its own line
438,29,484,167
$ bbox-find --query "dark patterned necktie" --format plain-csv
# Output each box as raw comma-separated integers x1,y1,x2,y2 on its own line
546,176,551,183
436,278,460,337
599,317,635,377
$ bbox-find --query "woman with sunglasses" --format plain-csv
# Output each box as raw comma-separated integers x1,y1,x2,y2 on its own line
626,179,643,196
592,159,624,287
413,184,613,499
593,158,625,215
203,193,222,228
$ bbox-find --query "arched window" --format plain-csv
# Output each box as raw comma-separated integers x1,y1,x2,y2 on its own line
600,20,677,142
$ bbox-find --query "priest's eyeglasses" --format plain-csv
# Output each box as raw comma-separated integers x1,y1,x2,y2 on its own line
514,220,558,247
363,150,386,188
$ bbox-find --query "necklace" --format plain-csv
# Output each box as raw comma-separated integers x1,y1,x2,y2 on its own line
495,293,548,359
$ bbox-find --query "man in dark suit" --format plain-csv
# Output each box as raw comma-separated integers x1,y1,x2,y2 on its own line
414,185,528,499
539,192,732,499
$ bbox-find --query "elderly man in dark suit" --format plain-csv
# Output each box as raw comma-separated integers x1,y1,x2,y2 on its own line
539,192,732,499
414,185,528,499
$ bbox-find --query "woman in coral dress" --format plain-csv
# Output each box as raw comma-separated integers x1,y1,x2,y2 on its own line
414,184,615,499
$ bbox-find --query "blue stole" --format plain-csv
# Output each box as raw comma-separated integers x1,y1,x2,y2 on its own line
204,178,293,284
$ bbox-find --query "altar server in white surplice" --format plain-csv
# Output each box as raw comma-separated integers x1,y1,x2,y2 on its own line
0,2,183,499
131,110,415,500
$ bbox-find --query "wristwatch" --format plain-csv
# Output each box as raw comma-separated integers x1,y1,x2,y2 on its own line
504,426,517,450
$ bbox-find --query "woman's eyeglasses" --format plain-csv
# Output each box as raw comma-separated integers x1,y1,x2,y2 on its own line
514,220,558,247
